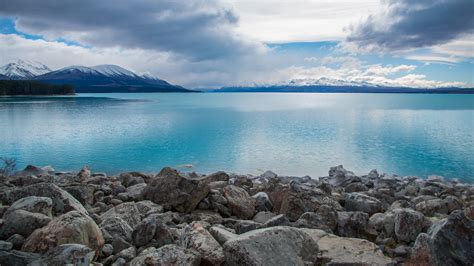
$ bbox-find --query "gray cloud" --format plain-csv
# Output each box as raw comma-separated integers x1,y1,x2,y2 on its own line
0,0,262,60
346,0,474,51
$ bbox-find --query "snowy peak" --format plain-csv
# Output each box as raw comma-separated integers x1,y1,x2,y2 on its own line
91,65,139,78
0,59,51,79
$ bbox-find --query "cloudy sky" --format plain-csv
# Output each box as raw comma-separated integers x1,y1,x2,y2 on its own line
0,0,472,88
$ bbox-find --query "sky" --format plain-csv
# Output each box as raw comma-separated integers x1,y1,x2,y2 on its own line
0,0,472,89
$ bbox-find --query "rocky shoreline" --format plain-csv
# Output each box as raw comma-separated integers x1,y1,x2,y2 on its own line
0,165,472,265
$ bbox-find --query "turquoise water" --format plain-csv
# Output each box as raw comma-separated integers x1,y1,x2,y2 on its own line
1,93,473,181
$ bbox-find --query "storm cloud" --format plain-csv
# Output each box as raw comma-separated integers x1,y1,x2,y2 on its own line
0,0,262,60
346,0,474,51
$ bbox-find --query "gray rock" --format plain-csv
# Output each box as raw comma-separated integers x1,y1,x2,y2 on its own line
393,208,426,243
294,205,338,232
135,200,164,217
0,240,12,251
100,202,141,229
302,228,393,265
279,181,341,221
129,244,201,266
252,192,273,212
344,192,383,215
143,168,227,213
22,211,104,254
336,211,369,238
0,183,88,215
223,185,256,219
100,217,133,243
126,183,147,201
4,196,53,218
0,210,51,239
253,211,277,224
117,246,136,262
32,244,94,266
131,216,157,247
181,222,225,265
0,250,40,266
223,226,318,266
101,243,113,257
6,234,25,250
263,214,290,227
111,257,126,266
209,226,236,245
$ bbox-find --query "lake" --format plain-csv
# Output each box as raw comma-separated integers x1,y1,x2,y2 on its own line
1,93,473,181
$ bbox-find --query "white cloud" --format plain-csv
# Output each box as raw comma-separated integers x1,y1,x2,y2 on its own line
230,0,380,43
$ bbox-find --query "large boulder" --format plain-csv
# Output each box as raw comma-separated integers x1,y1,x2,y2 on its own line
301,228,393,265
252,192,273,212
22,211,104,254
223,226,318,266
344,192,383,215
132,214,175,248
407,210,474,265
223,185,255,219
0,210,51,239
181,222,225,265
393,208,426,243
279,181,341,221
336,211,369,239
99,217,133,243
143,168,228,213
294,205,338,232
129,244,201,266
0,250,40,266
100,202,141,229
0,183,87,215
3,196,53,218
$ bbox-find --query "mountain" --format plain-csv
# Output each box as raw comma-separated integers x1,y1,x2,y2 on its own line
33,64,194,93
0,74,9,80
215,85,474,94
0,59,51,79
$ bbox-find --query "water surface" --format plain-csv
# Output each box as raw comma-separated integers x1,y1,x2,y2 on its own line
1,93,473,181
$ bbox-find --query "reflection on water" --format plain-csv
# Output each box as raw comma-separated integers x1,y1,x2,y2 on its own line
1,93,473,181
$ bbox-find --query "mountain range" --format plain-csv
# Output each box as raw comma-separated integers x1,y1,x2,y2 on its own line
0,59,193,93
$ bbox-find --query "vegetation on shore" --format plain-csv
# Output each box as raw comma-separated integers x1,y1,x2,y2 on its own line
0,80,75,96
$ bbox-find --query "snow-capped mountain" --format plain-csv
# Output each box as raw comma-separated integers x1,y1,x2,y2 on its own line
0,59,52,79
34,64,190,93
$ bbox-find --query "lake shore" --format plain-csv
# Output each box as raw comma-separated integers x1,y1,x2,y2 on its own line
0,164,472,265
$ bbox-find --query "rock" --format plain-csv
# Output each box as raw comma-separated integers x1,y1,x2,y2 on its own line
129,244,201,266
14,165,48,177
4,196,53,217
101,243,114,257
32,244,95,265
111,237,133,254
126,183,147,201
223,226,318,266
406,233,434,265
0,183,88,215
22,210,104,254
100,202,141,229
77,166,91,180
0,250,40,266
0,240,12,251
415,198,449,216
263,214,290,227
231,220,261,234
336,211,369,238
187,210,224,225
209,226,236,245
131,216,157,247
393,208,426,243
223,185,255,219
344,192,383,215
143,167,222,213
6,234,25,250
252,192,273,212
294,205,338,232
135,200,164,217
112,257,126,266
253,211,277,224
63,184,95,206
118,172,146,187
0,210,52,239
279,181,341,221
368,212,386,233
302,229,393,265
181,222,225,265
344,182,369,193
100,217,133,243
117,246,136,262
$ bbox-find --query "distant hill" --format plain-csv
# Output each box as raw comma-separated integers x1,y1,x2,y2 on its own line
0,80,75,96
0,60,195,93
214,85,474,94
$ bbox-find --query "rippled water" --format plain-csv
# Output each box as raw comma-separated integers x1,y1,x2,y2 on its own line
1,93,473,181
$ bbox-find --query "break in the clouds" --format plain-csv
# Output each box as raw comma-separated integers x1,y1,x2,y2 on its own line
0,0,262,60
346,0,474,52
